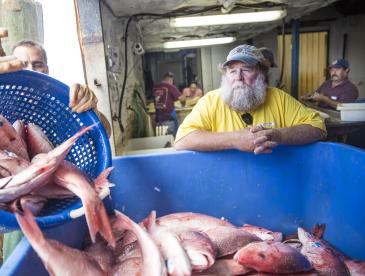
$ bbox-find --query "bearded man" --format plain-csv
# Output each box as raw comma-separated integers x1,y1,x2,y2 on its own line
174,44,326,154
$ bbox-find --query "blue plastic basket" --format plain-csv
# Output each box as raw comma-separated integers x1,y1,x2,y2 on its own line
0,70,112,232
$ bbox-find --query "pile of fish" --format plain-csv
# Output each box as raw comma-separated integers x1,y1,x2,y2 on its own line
0,115,115,247
15,206,365,276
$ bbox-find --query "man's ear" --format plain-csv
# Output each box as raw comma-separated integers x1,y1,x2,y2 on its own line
345,68,350,74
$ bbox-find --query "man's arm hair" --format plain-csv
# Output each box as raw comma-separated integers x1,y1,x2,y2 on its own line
277,124,326,144
175,129,254,152
316,95,339,109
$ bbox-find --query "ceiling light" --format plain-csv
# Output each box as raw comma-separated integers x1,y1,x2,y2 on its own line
163,37,236,49
171,10,286,27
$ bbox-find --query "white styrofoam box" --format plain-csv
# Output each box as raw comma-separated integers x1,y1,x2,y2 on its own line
337,103,365,121
124,135,175,155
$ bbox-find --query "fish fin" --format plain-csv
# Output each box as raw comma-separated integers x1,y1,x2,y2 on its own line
312,223,326,239
143,210,157,231
49,123,97,158
82,195,115,248
94,167,114,194
98,202,116,248
16,208,45,247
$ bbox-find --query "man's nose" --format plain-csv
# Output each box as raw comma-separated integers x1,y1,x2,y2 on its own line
232,71,244,80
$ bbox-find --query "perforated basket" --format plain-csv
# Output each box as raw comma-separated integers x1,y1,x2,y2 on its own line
0,70,111,232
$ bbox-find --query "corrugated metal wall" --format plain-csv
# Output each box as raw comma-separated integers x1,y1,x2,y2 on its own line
278,32,328,97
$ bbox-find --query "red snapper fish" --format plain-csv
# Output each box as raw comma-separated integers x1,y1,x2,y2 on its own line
156,212,235,231
109,257,142,276
345,260,365,276
0,124,94,203
16,208,106,276
85,239,115,272
114,210,167,276
241,224,283,242
119,212,233,254
194,259,252,275
145,210,192,276
298,227,350,276
234,240,312,274
178,231,217,272
12,120,26,141
0,115,29,160
0,149,30,177
204,225,261,257
26,122,55,158
53,161,115,248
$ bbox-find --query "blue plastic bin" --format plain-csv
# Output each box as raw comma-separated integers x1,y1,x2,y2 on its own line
1,142,365,275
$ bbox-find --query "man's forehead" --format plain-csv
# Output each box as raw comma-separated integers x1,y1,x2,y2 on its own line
14,45,43,58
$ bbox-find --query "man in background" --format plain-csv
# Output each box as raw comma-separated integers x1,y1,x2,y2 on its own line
11,39,111,135
153,71,185,135
301,59,358,109
182,82,203,106
259,47,280,88
175,44,326,153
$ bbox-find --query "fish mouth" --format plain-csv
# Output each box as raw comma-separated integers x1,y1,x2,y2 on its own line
283,238,303,249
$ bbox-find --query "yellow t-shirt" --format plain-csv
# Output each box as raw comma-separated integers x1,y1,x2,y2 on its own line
175,87,326,142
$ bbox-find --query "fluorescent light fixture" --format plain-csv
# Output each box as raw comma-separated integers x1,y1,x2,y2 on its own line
163,37,236,49
171,10,286,27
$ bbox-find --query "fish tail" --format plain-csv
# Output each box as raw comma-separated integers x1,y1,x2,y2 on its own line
98,202,116,248
15,208,45,249
82,195,115,248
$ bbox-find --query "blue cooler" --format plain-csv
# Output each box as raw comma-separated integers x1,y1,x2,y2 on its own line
1,142,365,275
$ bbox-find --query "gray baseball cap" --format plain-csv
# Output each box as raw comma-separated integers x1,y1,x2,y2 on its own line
223,44,264,67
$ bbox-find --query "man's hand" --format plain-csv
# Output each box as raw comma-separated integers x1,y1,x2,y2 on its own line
69,83,112,137
250,125,281,154
0,27,25,74
310,92,327,103
69,83,98,113
0,56,25,74
0,27,8,57
231,127,279,154
300,92,314,101
178,94,186,105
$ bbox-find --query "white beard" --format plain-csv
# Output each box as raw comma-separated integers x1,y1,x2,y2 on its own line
220,73,267,112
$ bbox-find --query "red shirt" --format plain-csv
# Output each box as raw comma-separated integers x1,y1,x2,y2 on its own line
153,82,181,122
318,79,358,108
